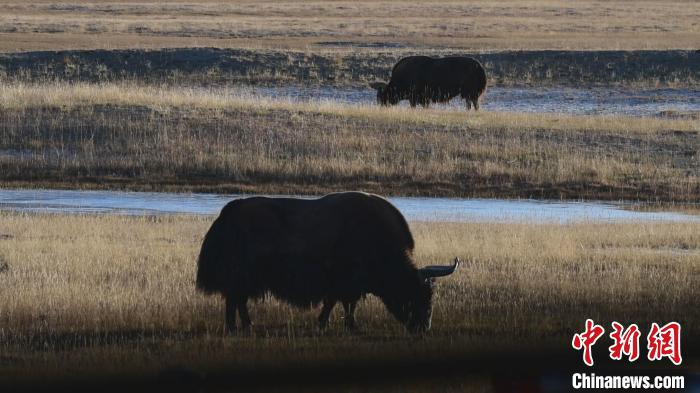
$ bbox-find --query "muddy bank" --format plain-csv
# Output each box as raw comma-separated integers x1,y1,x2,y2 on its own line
0,48,698,88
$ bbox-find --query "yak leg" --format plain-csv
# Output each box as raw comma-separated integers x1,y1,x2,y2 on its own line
318,299,336,330
465,99,472,111
409,97,417,108
237,297,252,329
472,99,480,111
225,295,238,333
225,294,251,333
342,301,358,330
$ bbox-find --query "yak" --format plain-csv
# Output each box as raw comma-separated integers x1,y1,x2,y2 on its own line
370,56,487,110
196,192,460,333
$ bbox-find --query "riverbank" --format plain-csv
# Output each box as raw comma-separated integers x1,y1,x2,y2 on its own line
1,83,698,202
1,213,698,389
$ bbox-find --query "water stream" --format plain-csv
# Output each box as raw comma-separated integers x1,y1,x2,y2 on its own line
1,189,697,223
241,86,700,117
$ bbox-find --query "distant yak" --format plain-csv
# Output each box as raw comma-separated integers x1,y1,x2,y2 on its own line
370,56,487,110
196,192,460,333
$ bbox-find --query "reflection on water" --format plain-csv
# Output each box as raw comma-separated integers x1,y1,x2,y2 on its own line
241,86,700,117
1,189,698,223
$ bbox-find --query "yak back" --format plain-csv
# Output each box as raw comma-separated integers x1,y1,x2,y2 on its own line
389,56,486,100
196,192,416,306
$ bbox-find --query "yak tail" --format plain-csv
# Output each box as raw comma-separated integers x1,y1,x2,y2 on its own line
196,211,234,295
476,64,488,97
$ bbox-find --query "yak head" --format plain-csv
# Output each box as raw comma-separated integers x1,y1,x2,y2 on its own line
386,258,461,333
369,81,399,106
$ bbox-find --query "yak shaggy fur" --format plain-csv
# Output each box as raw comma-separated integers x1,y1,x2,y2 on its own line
196,192,457,332
371,56,487,110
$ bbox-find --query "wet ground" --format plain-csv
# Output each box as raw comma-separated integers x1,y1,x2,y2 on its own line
243,86,700,117
1,189,697,223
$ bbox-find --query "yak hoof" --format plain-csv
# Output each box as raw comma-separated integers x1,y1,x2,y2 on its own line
227,323,253,335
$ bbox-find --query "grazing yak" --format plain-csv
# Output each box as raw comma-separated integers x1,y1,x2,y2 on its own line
370,56,487,110
196,192,460,333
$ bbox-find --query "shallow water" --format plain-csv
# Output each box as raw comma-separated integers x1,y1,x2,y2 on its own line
243,86,700,117
1,189,697,223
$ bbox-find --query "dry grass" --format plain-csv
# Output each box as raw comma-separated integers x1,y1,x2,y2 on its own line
0,1,698,52
0,212,698,384
0,82,698,201
2,82,698,132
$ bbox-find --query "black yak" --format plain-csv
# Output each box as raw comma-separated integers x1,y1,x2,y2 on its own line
196,192,460,333
370,56,486,110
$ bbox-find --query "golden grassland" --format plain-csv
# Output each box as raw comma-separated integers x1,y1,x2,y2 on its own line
0,1,698,52
0,212,698,385
0,82,698,201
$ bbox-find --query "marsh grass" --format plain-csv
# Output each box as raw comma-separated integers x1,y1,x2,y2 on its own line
1,48,697,89
0,212,698,382
0,82,698,201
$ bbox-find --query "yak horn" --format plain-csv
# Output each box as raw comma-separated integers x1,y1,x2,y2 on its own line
420,257,460,278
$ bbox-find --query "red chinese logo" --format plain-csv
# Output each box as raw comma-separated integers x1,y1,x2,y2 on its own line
572,319,606,366
647,322,682,365
573,320,682,366
609,322,640,362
